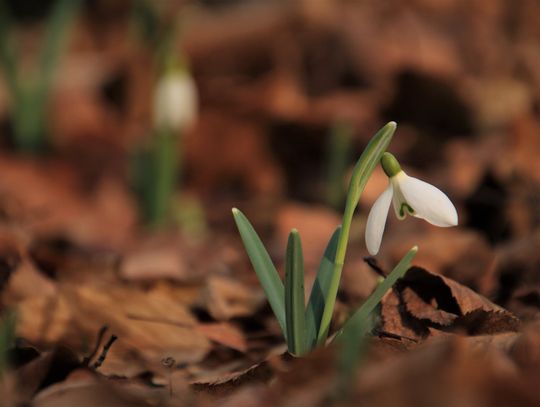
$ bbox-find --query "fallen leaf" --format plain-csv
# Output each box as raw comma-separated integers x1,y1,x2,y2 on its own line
402,286,456,326
195,322,248,353
380,266,519,340
120,246,187,282
13,282,211,377
15,346,82,401
201,275,264,321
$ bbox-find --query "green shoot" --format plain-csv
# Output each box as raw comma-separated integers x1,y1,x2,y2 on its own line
152,128,178,226
305,226,341,349
0,312,16,376
284,230,307,356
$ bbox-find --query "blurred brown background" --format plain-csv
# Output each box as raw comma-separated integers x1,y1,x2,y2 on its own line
1,1,540,405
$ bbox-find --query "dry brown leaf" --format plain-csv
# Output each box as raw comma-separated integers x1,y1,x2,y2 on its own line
14,347,81,402
2,259,56,305
404,266,511,316
201,275,264,321
387,228,494,291
380,289,423,341
0,156,136,249
191,361,273,397
33,376,163,407
381,266,519,340
195,322,248,353
120,246,187,282
450,309,521,336
402,286,456,326
13,282,211,377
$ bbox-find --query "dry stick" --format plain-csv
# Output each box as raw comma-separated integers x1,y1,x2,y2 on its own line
363,256,387,278
162,357,176,398
83,325,108,366
92,334,118,370
375,329,418,343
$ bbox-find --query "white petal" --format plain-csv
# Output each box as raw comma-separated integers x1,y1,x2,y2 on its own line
398,174,458,227
365,184,393,255
154,72,198,130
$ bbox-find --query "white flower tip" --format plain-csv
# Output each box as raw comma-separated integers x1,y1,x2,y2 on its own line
439,204,458,227
367,245,379,256
449,210,458,226
387,121,397,129
232,207,240,215
411,245,419,253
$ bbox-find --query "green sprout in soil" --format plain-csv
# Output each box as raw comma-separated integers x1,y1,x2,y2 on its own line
0,312,16,376
0,0,81,154
232,122,458,357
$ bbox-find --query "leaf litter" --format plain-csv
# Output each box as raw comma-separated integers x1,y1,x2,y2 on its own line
2,1,540,406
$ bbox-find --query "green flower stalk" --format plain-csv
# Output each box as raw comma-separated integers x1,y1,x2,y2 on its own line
133,58,198,227
130,1,199,228
0,312,16,376
316,122,397,345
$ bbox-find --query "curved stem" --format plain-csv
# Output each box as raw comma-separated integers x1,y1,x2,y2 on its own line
316,122,396,345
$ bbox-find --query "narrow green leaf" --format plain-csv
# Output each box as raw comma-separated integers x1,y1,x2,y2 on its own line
38,0,82,102
305,226,341,350
0,312,17,376
317,121,397,345
232,208,286,338
337,246,418,338
0,3,19,97
285,230,307,356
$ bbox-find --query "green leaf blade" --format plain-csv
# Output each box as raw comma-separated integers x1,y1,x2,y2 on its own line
305,226,341,350
284,230,307,356
232,208,286,338
338,245,418,338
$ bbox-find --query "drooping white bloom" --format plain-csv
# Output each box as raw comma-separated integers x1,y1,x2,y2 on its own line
153,69,198,131
365,154,458,255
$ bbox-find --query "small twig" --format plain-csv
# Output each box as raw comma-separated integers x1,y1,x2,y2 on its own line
363,256,387,278
83,325,108,366
375,329,418,343
92,334,118,370
161,357,176,398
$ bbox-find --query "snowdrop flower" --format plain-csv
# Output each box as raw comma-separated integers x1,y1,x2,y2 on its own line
365,152,458,255
154,67,198,132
